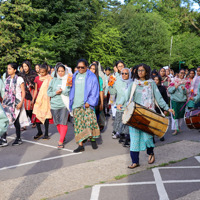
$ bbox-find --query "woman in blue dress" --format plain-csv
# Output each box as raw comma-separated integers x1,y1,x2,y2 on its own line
118,64,174,169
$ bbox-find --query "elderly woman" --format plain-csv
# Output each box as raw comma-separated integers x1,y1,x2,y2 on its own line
109,68,132,146
118,64,174,169
168,69,187,135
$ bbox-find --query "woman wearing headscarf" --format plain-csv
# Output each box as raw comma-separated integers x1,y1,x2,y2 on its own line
109,68,132,143
47,63,71,149
168,69,187,135
21,61,37,129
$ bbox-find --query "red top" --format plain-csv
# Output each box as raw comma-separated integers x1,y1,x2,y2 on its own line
34,76,43,94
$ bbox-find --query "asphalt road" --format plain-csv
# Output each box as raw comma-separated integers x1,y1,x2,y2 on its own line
1,116,200,200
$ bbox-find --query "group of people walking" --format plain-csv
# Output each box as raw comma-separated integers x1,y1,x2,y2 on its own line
0,59,200,169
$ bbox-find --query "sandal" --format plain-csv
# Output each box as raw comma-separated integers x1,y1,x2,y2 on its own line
32,124,36,128
128,163,140,169
57,144,64,149
148,154,155,164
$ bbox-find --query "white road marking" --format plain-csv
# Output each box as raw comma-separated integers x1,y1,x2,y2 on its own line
0,152,81,171
195,156,200,163
152,168,169,200
90,165,200,200
7,136,74,152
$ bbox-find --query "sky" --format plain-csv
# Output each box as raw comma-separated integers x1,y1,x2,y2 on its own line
118,0,200,11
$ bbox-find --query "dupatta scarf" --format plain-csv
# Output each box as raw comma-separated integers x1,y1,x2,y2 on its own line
2,75,21,124
33,75,53,124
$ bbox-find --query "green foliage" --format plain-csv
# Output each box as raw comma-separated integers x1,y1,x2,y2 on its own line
86,21,124,68
0,0,200,73
171,32,200,68
120,11,171,68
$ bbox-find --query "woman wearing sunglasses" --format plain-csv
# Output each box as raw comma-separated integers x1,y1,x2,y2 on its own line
109,68,132,145
69,59,100,153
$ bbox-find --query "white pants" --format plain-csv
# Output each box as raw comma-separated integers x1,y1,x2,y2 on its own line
171,117,183,130
111,104,117,117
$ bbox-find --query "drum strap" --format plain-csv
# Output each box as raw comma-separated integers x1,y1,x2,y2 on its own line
129,83,165,117
128,83,137,104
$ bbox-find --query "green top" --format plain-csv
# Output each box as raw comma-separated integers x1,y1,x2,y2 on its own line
99,76,103,92
193,82,200,104
109,79,130,112
73,72,86,109
47,78,70,110
168,84,187,102
119,81,169,111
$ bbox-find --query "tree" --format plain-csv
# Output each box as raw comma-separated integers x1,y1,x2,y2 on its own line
86,21,123,68
119,10,171,68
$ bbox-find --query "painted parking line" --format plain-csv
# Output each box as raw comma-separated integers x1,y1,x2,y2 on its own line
195,156,200,163
0,152,82,171
90,166,200,200
8,136,74,152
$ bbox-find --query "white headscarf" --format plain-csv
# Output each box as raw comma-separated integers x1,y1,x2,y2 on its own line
120,68,133,89
54,64,70,111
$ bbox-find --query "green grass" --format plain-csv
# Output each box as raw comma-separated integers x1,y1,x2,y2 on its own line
65,192,69,194
87,160,95,162
147,158,187,169
84,185,92,188
99,181,106,184
115,174,128,180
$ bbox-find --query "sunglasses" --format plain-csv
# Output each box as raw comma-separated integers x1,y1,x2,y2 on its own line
77,66,85,69
122,73,128,75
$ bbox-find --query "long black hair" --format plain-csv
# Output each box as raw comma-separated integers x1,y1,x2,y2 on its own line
89,63,100,87
135,63,151,80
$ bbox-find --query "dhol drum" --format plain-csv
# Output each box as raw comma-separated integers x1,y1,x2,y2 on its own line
185,109,200,129
122,102,169,138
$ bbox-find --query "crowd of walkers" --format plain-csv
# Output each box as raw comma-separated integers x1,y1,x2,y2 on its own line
0,59,200,168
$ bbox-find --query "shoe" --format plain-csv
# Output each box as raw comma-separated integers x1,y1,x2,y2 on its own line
106,113,110,117
42,135,50,140
112,131,116,136
172,131,177,136
148,154,155,164
21,127,27,131
119,138,124,143
112,116,115,120
128,163,140,169
73,145,85,153
123,140,130,147
57,144,64,149
0,139,8,147
160,137,165,141
100,126,104,131
34,133,43,140
112,134,119,139
91,140,98,149
12,138,22,146
32,124,36,128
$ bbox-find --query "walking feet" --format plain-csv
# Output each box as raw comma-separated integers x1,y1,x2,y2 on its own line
73,145,85,153
172,130,178,136
128,163,140,169
91,139,98,149
34,133,43,140
12,138,23,146
57,143,64,149
148,154,155,164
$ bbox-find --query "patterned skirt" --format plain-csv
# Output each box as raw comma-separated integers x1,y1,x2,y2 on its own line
73,107,100,144
113,111,129,134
